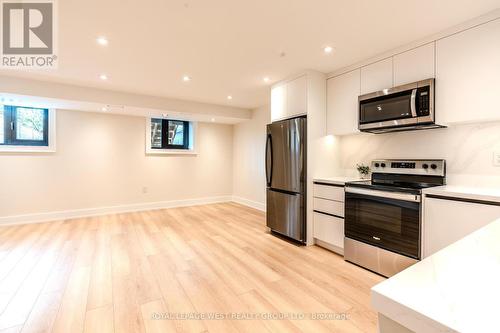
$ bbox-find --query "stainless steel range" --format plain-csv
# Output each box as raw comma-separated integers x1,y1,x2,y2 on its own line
344,159,446,277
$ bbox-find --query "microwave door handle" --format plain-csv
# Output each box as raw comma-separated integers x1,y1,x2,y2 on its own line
410,89,417,117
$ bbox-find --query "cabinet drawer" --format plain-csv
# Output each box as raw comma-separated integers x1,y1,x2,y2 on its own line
313,198,344,218
313,212,344,250
313,183,344,202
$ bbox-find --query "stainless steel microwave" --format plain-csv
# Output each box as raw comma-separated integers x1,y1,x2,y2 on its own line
358,78,444,133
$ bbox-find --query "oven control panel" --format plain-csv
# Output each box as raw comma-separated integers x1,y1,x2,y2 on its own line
371,159,445,176
391,162,416,169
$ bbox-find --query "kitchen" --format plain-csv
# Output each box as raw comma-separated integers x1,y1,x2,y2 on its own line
264,8,500,333
1,2,500,332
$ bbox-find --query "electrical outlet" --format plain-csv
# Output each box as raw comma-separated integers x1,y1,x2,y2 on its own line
494,152,500,167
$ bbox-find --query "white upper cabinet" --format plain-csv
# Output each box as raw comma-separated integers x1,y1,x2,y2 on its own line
270,83,287,121
435,19,500,124
394,43,435,86
360,58,393,95
327,69,360,135
270,75,307,122
323,16,500,130
286,75,307,118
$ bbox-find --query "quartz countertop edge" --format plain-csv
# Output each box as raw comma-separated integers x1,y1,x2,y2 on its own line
371,217,500,333
371,291,456,333
313,176,362,186
423,185,500,204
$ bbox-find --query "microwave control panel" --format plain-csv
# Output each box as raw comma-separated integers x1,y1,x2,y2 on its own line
416,86,430,116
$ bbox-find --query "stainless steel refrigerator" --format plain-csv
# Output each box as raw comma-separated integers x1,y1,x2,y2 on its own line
265,116,306,243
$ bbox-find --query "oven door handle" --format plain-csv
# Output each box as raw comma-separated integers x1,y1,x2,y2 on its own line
345,187,421,202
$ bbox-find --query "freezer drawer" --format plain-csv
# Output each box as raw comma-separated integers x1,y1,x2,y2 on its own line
266,189,305,242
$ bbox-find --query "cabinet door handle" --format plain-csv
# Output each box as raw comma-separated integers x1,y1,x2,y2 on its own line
372,236,381,241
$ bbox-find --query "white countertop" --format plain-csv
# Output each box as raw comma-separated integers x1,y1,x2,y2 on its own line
423,185,500,203
313,176,362,186
372,217,500,333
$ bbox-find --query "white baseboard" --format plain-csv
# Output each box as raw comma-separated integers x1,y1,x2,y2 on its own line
231,196,266,212
0,196,232,226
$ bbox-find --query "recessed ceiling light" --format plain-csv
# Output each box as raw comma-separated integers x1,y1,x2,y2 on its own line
182,75,191,82
96,36,108,46
227,95,233,100
263,77,270,83
324,46,334,54
99,74,108,80
101,106,108,111
211,118,215,122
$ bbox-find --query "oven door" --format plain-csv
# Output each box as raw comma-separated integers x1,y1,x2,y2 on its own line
344,187,421,259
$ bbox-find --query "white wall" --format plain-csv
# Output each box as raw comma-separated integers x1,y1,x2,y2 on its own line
338,122,500,186
232,105,269,210
0,110,234,222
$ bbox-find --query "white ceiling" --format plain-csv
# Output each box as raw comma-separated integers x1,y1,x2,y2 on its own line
1,0,498,109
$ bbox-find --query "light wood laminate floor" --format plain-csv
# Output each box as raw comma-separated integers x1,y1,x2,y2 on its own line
0,203,384,333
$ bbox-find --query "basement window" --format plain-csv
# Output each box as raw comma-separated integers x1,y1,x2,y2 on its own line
146,118,196,154
0,105,55,152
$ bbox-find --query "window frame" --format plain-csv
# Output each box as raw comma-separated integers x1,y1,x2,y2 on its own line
151,118,190,150
2,105,49,146
146,118,196,155
0,106,56,153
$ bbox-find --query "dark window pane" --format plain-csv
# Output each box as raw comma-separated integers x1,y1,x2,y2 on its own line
151,119,162,148
168,120,184,145
15,107,45,141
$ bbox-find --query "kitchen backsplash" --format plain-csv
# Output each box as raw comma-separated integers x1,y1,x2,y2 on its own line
337,121,500,186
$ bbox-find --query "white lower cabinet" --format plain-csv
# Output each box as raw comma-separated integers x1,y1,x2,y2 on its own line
313,212,344,252
424,196,500,257
312,183,344,202
313,182,345,254
313,197,344,218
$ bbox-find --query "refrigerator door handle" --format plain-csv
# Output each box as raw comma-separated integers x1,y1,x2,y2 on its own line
265,134,273,186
